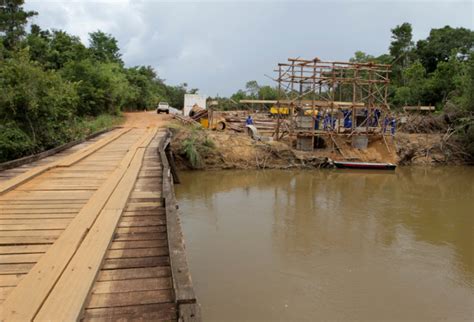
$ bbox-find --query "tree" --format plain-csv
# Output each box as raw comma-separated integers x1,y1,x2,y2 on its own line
258,85,277,100
350,51,376,63
0,0,37,50
0,50,79,160
88,31,122,64
427,55,463,105
389,23,414,84
46,30,88,69
124,66,162,110
61,59,128,116
415,26,474,73
245,80,260,98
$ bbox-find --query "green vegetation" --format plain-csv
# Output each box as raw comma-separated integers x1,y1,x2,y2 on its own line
0,0,197,162
179,125,215,169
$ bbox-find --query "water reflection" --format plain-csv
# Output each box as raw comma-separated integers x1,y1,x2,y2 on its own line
176,167,474,321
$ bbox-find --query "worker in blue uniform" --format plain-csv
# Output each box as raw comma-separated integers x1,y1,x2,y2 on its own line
390,118,396,135
343,110,352,128
246,115,254,125
373,109,381,126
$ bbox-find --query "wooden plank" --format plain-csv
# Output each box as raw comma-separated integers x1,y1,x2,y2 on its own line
0,287,14,300
0,130,153,321
91,277,172,294
96,267,171,282
0,245,49,254
0,263,34,274
57,129,130,167
102,256,170,270
86,289,174,309
117,219,165,228
0,199,84,205
0,274,24,287
115,226,167,234
113,232,168,242
0,253,42,264
122,210,166,217
0,213,76,219
0,127,116,173
0,236,57,244
0,129,130,195
109,240,167,250
0,222,69,231
82,302,177,321
0,203,83,209
129,191,162,199
106,247,168,259
34,130,157,322
0,230,62,237
0,192,93,202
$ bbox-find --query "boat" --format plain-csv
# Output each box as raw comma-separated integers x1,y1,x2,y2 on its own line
333,161,396,170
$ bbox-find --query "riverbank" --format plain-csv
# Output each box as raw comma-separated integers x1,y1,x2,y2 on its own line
167,120,470,170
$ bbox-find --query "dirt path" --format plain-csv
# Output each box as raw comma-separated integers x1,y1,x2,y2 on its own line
123,111,172,128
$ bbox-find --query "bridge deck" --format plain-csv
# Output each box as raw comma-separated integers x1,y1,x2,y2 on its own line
0,122,196,321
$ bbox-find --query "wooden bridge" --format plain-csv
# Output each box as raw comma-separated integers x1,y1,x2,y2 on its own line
0,114,199,321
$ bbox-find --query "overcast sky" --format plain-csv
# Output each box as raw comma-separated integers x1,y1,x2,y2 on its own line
25,0,473,96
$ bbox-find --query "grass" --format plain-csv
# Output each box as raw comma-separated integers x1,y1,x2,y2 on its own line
173,122,216,169
182,137,203,168
75,114,125,137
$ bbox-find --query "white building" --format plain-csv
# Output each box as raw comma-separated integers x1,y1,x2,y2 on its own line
183,94,207,116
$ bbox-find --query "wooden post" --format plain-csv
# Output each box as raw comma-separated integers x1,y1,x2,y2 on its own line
276,65,282,140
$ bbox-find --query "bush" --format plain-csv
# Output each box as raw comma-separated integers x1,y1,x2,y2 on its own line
0,122,35,162
0,51,79,152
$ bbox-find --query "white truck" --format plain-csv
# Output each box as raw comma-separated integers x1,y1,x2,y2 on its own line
183,94,206,116
156,101,170,114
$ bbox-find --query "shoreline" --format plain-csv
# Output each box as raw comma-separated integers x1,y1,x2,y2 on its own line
168,122,470,171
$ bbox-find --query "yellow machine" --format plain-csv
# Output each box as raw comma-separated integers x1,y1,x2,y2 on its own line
270,106,290,115
270,106,319,116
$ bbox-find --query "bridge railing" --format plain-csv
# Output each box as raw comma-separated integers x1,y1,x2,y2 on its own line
158,129,201,322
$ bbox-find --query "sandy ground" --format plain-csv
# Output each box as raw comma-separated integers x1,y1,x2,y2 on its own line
122,111,172,128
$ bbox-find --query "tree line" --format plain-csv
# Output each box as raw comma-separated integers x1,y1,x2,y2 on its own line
0,0,195,162
219,23,473,112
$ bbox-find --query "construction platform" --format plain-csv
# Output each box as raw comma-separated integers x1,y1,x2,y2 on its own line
0,126,199,321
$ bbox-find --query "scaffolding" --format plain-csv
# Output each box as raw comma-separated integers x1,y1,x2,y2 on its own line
274,57,392,151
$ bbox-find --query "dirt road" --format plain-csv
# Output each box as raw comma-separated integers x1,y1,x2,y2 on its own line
122,111,172,128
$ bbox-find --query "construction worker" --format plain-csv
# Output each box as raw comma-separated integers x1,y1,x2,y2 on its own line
246,115,254,125
383,116,389,133
343,110,352,128
390,118,396,136
314,113,321,130
373,109,381,126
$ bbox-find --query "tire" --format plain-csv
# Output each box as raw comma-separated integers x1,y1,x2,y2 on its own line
166,110,169,114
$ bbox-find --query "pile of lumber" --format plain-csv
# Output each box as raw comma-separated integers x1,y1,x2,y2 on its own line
173,114,199,125
224,116,277,133
190,109,208,121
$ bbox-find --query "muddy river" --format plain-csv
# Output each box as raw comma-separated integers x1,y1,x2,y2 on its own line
175,167,473,321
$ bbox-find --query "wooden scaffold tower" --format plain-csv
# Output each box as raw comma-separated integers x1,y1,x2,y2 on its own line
274,57,392,152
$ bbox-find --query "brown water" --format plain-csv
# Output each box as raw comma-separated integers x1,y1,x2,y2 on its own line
175,167,474,321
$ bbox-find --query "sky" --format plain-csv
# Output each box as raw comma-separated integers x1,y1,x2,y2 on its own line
25,0,474,97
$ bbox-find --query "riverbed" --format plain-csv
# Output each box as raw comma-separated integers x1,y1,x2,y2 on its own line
175,167,473,321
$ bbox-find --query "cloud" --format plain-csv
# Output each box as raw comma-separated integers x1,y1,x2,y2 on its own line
25,0,473,96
